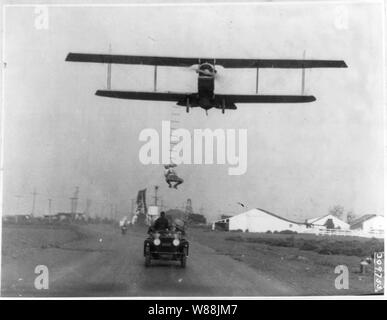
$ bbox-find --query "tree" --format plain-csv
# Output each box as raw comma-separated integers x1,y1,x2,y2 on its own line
346,211,356,224
189,213,207,224
325,218,335,229
329,205,345,219
328,205,357,223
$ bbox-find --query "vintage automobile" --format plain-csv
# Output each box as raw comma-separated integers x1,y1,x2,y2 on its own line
144,228,189,268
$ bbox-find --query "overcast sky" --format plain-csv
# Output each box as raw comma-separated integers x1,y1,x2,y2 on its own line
2,2,384,221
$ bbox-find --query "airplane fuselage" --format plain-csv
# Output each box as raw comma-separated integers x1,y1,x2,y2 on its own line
196,63,216,110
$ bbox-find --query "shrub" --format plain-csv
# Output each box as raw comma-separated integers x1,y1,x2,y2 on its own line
299,241,320,251
224,233,384,257
279,230,298,235
225,235,244,242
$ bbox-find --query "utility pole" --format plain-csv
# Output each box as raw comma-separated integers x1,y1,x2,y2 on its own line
153,185,159,206
110,203,114,220
185,198,193,221
70,186,79,214
31,188,38,217
84,198,91,217
130,198,136,216
99,203,105,219
15,195,23,215
48,198,52,215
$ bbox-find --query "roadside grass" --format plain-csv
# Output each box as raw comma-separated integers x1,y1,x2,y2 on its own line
225,234,383,257
189,228,381,295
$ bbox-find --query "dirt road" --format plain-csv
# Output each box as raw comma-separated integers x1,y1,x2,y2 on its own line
1,224,297,297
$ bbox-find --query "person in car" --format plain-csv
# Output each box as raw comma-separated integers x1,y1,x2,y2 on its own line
173,218,186,235
153,211,170,232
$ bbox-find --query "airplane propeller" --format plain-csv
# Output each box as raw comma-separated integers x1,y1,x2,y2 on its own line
185,64,220,80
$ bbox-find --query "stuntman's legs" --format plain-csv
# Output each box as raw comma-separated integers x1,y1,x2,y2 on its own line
166,175,183,189
173,177,184,189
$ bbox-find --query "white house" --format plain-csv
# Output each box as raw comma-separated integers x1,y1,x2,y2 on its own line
306,214,350,230
212,208,306,233
350,214,384,233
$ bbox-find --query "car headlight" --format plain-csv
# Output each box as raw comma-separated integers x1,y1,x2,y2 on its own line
173,239,180,246
153,238,161,246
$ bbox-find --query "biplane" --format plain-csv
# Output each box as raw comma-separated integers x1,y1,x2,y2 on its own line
66,53,347,114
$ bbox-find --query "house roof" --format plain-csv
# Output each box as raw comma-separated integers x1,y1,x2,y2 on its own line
350,214,378,229
307,213,348,225
256,208,303,225
212,208,304,225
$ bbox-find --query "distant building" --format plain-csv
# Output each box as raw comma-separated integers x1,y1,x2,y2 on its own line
350,214,384,233
212,208,306,233
306,214,350,230
2,214,32,223
55,212,86,222
43,214,59,223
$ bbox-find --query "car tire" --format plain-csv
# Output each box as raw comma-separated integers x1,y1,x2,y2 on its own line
145,246,151,267
145,254,151,267
180,248,188,268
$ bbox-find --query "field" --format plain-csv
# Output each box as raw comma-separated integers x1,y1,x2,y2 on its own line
188,227,384,295
2,223,83,261
1,223,383,296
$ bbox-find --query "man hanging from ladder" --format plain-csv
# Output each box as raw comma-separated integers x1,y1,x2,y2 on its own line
164,164,184,189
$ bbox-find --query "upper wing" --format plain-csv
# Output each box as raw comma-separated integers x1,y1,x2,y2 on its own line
66,53,347,69
95,90,188,101
215,59,347,69
66,53,199,67
216,94,316,104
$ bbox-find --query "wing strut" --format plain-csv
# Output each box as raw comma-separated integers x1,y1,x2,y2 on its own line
107,62,112,89
154,65,158,91
256,68,259,94
107,44,112,90
301,50,306,95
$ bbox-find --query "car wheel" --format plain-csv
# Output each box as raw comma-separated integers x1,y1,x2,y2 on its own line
145,246,151,267
180,248,188,268
145,254,151,267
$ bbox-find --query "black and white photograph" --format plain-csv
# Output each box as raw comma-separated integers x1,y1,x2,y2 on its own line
0,0,385,298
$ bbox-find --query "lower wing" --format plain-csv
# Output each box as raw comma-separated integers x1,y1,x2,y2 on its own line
95,90,188,102
95,90,316,106
216,94,316,104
